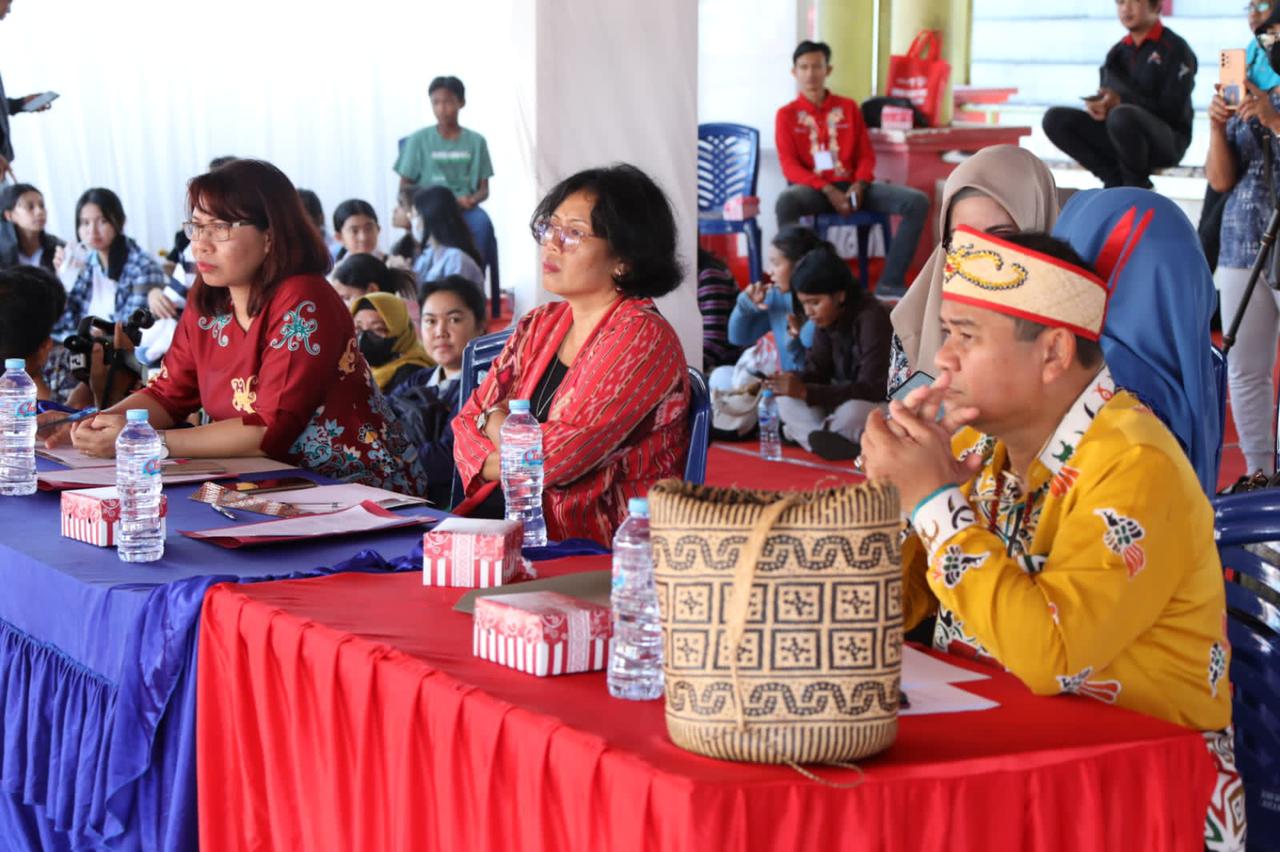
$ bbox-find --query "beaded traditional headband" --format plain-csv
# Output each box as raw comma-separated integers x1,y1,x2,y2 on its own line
941,226,1109,341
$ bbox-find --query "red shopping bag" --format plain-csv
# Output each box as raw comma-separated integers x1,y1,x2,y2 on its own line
886,30,951,127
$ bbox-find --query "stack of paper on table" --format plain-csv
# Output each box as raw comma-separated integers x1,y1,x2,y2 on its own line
181,501,434,548
900,645,999,716
37,456,296,489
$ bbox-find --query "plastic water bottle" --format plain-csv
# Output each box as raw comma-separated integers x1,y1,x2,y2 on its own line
758,388,782,461
500,399,547,547
608,498,664,700
115,409,165,562
0,358,38,496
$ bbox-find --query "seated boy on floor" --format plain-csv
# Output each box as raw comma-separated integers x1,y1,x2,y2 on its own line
860,228,1239,848
0,264,65,401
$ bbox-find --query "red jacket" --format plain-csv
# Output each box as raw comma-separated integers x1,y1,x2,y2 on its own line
775,91,876,189
454,297,689,545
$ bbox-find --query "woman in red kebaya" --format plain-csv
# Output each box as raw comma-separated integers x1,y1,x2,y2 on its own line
68,159,428,496
454,164,689,544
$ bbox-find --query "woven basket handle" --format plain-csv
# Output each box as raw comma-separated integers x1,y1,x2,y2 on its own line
726,495,799,731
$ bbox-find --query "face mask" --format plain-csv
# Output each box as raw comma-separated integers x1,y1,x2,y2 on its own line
358,330,397,367
411,218,426,245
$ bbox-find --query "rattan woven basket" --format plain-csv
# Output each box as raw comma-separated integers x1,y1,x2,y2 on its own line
649,478,903,764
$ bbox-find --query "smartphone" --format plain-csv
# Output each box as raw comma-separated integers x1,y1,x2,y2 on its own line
888,370,945,421
19,91,58,112
229,476,316,495
1221,49,1247,110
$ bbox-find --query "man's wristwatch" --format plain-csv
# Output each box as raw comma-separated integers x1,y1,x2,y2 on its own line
475,406,504,435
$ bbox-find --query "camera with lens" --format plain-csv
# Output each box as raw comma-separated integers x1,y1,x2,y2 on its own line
61,309,154,405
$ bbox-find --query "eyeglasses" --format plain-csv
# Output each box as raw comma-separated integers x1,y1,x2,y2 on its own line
532,218,598,252
182,220,253,242
1248,1,1272,12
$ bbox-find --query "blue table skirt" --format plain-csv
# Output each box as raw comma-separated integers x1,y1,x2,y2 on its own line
0,467,440,851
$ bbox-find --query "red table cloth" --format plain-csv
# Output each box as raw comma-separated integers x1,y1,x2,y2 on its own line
197,556,1215,852
705,442,863,491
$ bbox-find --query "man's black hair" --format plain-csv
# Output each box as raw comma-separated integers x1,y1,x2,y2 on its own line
428,76,466,104
793,40,832,65
0,265,63,360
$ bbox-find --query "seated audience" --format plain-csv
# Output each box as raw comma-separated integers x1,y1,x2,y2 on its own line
351,291,433,395
388,185,419,265
0,183,63,271
862,228,1237,851
52,188,169,341
332,198,384,262
767,243,890,460
411,185,485,290
0,265,65,400
395,74,497,279
298,187,342,261
726,225,820,372
66,159,427,496
890,144,1059,393
454,164,689,545
696,247,742,373
1041,0,1196,189
1207,29,1280,474
385,275,487,508
775,40,928,294
331,252,419,306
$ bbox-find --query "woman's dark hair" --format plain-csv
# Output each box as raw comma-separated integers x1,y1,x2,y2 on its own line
332,252,417,301
771,225,823,263
420,274,487,327
1,183,40,214
296,188,325,233
74,188,130,281
789,242,860,315
332,198,379,234
413,186,482,266
428,75,466,104
208,155,237,171
187,159,332,318
529,163,682,299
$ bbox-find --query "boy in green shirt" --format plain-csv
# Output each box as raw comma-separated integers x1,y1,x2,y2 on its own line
395,76,493,211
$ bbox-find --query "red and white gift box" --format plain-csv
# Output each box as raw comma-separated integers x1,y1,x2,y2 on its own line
473,591,611,677
881,105,915,131
422,517,523,588
60,486,168,547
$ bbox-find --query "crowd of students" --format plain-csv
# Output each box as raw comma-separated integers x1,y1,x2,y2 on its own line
0,26,1259,848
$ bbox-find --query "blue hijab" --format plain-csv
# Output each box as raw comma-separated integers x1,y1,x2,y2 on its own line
1053,188,1221,493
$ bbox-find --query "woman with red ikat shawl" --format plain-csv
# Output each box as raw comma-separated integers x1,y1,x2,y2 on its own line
454,165,689,545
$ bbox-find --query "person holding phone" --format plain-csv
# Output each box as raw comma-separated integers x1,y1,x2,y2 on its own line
63,159,428,497
1207,6,1280,476
1041,0,1196,189
766,242,891,461
0,0,55,180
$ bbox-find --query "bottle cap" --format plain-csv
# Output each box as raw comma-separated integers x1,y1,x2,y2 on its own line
125,409,150,423
761,388,774,398
509,399,530,413
628,497,649,517
3,358,24,371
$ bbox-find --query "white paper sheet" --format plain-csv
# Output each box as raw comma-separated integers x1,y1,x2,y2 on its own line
35,446,115,468
38,457,296,489
264,482,428,512
901,645,990,688
186,502,426,539
898,682,1000,716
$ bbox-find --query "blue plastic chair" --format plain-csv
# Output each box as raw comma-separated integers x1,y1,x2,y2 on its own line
1212,489,1280,843
684,366,710,485
451,328,515,507
698,123,763,284
813,210,894,293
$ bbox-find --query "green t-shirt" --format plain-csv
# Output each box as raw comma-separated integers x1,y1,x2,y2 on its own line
394,125,494,198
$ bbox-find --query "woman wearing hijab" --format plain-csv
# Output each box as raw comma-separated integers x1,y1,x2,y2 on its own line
888,145,1059,393
351,291,434,395
1053,188,1222,495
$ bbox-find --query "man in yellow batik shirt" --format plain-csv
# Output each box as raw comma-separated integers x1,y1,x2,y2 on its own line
860,227,1242,850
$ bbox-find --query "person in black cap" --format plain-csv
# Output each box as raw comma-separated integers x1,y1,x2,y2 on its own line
1042,0,1196,188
